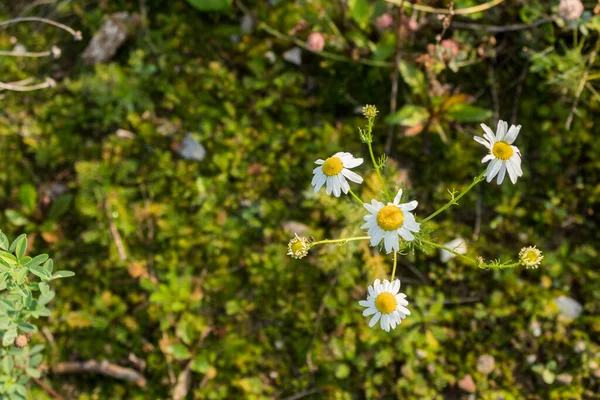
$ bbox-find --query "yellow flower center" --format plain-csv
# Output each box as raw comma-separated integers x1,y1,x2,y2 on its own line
375,292,397,314
376,205,404,231
492,142,513,160
322,157,344,176
524,250,539,263
291,241,305,254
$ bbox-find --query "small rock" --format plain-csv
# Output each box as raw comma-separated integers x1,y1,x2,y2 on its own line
240,13,254,34
526,354,537,364
264,51,276,63
281,221,309,237
440,238,467,263
415,349,428,359
476,355,496,375
283,47,302,65
589,361,598,370
555,296,583,319
458,374,476,393
557,373,573,385
116,129,135,139
574,341,586,353
12,44,27,54
178,134,206,162
82,12,140,65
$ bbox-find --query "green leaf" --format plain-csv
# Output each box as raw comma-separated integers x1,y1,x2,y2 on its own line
17,323,37,334
1,355,14,373
38,291,55,306
18,184,37,214
9,234,26,254
47,194,73,220
399,61,427,97
446,103,493,122
0,232,8,251
29,345,45,356
542,369,556,384
4,210,29,227
2,327,17,347
0,253,17,266
348,0,370,29
26,254,49,268
167,344,191,360
29,265,52,281
385,105,430,126
52,270,75,280
190,356,210,374
39,282,50,295
186,0,231,12
43,259,54,274
25,368,40,379
15,236,27,259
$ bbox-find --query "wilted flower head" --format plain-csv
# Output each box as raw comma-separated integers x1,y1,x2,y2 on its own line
519,246,543,268
14,334,28,348
376,13,394,30
287,234,309,259
441,39,459,57
306,32,325,52
559,0,584,21
362,104,378,119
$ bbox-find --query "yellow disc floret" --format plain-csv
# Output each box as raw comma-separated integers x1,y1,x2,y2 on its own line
376,205,405,231
519,246,543,269
322,157,344,176
492,142,514,160
287,234,309,259
375,292,397,314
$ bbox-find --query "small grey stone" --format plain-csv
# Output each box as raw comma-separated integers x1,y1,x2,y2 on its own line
557,373,573,385
555,296,583,319
458,374,476,393
281,221,309,237
240,13,254,34
476,355,495,375
178,134,206,162
283,47,302,65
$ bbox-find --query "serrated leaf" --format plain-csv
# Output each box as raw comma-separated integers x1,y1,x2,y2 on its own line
52,270,74,280
385,105,430,126
446,103,493,122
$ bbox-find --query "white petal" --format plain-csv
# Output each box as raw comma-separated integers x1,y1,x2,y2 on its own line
394,189,403,205
364,202,378,214
381,314,390,331
480,123,496,144
315,159,325,165
473,135,491,149
325,177,333,195
338,174,350,194
511,145,521,156
481,154,494,164
513,155,523,176
399,201,418,212
403,212,420,232
496,120,507,141
497,163,506,185
342,157,364,168
374,279,381,292
398,227,415,241
363,307,378,316
341,168,363,184
370,229,385,247
313,166,323,174
391,280,400,295
368,285,375,297
397,305,411,316
312,173,326,192
506,159,518,184
332,176,341,197
504,124,521,144
369,313,381,327
384,231,395,253
486,159,502,182
359,300,370,307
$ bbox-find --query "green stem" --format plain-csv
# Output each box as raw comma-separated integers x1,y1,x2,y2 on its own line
421,171,485,224
310,236,370,247
391,251,398,280
421,239,477,265
348,189,364,206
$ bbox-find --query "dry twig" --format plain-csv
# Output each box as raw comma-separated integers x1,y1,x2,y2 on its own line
52,360,147,387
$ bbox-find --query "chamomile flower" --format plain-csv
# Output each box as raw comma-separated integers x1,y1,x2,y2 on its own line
475,120,523,185
359,279,410,332
312,152,364,197
287,234,309,259
362,189,420,253
519,246,543,269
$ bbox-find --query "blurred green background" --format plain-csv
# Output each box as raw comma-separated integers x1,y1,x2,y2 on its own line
1,0,600,398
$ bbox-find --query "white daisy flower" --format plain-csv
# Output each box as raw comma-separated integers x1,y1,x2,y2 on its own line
361,189,420,253
311,152,363,197
474,120,523,184
359,279,410,332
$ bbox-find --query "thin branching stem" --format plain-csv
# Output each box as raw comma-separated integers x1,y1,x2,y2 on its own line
310,236,370,247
